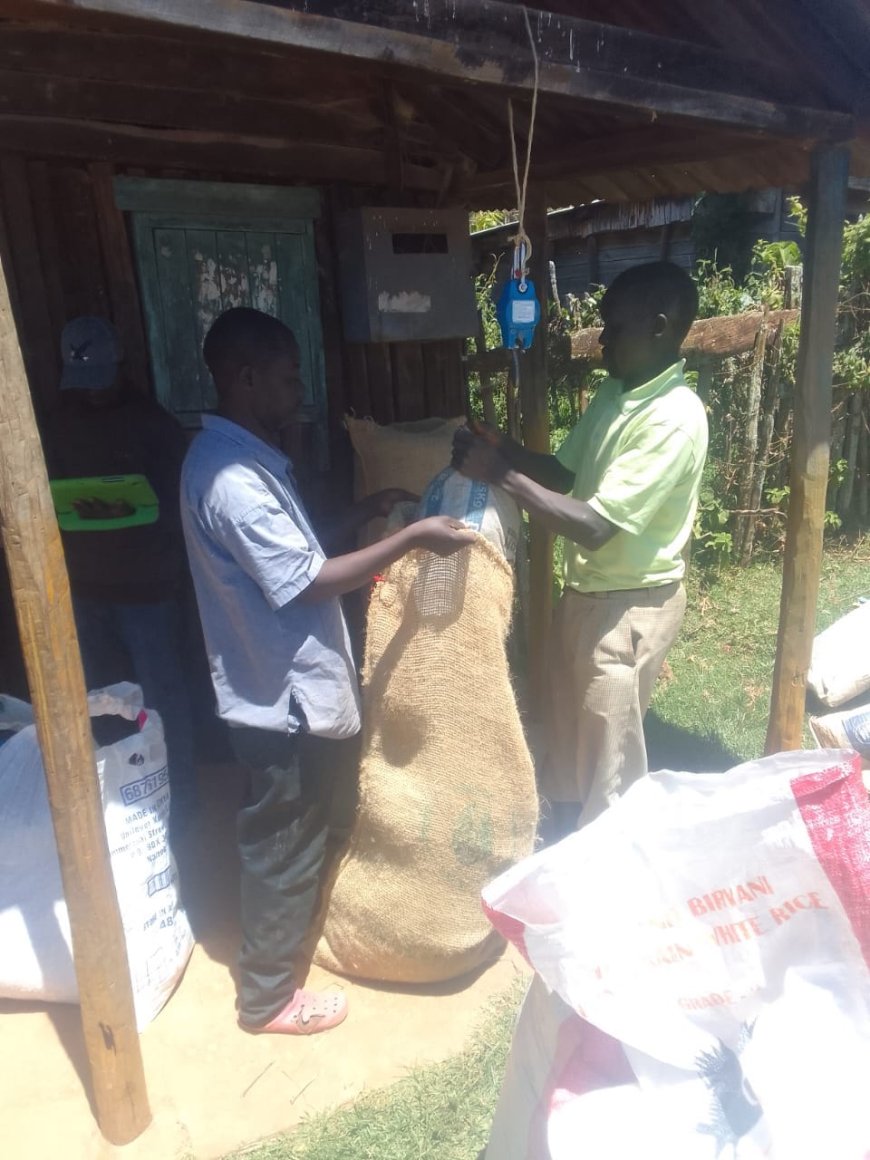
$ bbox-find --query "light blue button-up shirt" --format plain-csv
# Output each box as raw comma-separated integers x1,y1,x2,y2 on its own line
180,415,361,739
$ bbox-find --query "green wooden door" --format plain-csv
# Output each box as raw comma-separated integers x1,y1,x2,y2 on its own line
120,182,326,462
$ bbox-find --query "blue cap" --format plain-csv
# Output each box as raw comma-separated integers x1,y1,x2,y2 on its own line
60,316,122,390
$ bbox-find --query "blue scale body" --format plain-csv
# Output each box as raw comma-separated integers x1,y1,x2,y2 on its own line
497,277,540,350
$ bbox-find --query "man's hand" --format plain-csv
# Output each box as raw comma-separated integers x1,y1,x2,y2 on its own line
298,513,477,603
409,515,476,556
364,488,419,520
451,426,510,485
467,419,506,447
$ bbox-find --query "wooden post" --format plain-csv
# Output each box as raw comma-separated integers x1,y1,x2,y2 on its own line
89,163,152,396
743,320,785,566
735,316,769,564
587,234,600,288
766,146,849,754
0,247,150,1141
475,309,499,427
520,189,553,713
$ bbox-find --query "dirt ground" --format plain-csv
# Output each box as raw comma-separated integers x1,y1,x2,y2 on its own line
0,761,527,1160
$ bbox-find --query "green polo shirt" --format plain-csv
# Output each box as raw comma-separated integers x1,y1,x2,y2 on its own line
555,360,708,593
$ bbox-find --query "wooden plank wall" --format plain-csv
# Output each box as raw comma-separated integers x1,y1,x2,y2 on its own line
0,154,468,430
0,155,146,419
0,152,468,688
342,339,467,424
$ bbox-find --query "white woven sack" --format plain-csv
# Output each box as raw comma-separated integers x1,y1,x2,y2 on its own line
0,682,193,1028
418,467,521,563
807,600,870,708
483,749,870,1160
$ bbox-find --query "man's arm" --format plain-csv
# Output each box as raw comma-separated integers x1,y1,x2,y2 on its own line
453,437,617,553
297,515,475,604
500,469,617,552
456,422,575,493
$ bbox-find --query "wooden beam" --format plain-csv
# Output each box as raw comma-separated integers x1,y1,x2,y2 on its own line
765,0,869,109
394,83,504,170
467,309,801,376
0,226,150,1143
113,177,322,219
766,145,850,754
683,0,865,111
0,154,58,417
89,162,150,395
0,19,372,100
532,145,819,214
570,310,801,362
469,128,779,198
26,160,67,343
0,66,384,148
519,189,553,715
27,0,855,140
0,115,446,192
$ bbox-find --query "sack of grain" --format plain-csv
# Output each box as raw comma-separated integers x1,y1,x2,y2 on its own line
346,414,465,544
315,536,537,983
807,600,870,709
810,702,870,766
0,683,193,1028
419,468,521,563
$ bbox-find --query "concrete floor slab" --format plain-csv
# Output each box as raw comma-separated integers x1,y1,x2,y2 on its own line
0,763,526,1160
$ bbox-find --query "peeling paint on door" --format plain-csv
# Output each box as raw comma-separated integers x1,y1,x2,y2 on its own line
133,207,325,464
248,240,279,315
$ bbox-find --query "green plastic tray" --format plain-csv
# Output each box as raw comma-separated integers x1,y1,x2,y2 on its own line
50,474,159,531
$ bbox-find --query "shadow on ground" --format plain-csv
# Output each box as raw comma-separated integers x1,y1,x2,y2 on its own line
645,710,741,773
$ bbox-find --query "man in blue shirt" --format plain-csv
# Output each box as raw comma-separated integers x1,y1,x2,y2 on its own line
181,307,473,1035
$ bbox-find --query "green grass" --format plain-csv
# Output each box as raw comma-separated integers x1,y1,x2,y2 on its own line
227,541,870,1160
229,981,524,1160
648,537,870,767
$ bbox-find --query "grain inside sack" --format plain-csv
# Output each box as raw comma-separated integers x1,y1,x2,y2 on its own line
315,531,537,983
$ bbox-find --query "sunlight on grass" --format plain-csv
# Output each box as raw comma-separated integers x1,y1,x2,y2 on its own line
651,538,870,763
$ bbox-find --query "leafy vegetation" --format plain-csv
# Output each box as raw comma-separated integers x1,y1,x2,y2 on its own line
649,537,870,763
468,197,870,575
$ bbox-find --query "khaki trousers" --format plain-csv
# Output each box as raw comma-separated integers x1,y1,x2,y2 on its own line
538,581,686,826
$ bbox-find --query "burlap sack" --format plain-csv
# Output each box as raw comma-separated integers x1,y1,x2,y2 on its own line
315,537,538,983
346,414,465,544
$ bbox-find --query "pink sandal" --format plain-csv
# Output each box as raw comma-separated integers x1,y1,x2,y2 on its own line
242,988,348,1036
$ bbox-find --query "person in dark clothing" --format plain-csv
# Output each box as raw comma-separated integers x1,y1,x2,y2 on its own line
45,316,196,834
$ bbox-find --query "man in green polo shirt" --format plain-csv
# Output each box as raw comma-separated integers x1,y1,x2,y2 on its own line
453,261,707,837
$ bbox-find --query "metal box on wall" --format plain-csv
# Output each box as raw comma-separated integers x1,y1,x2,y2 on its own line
336,207,478,343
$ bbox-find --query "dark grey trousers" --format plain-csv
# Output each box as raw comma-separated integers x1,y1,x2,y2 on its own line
230,727,333,1027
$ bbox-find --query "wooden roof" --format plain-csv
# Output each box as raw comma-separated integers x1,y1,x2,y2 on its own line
0,0,868,205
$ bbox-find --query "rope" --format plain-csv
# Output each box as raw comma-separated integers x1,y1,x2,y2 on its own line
508,5,541,286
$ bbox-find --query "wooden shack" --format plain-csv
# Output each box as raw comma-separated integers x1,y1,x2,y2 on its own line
0,0,869,1143
472,186,870,303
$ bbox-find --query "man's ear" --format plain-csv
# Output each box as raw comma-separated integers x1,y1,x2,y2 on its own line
239,363,255,391
652,312,668,339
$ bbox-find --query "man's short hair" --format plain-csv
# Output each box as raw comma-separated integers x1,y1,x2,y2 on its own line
608,262,699,344
203,307,297,379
